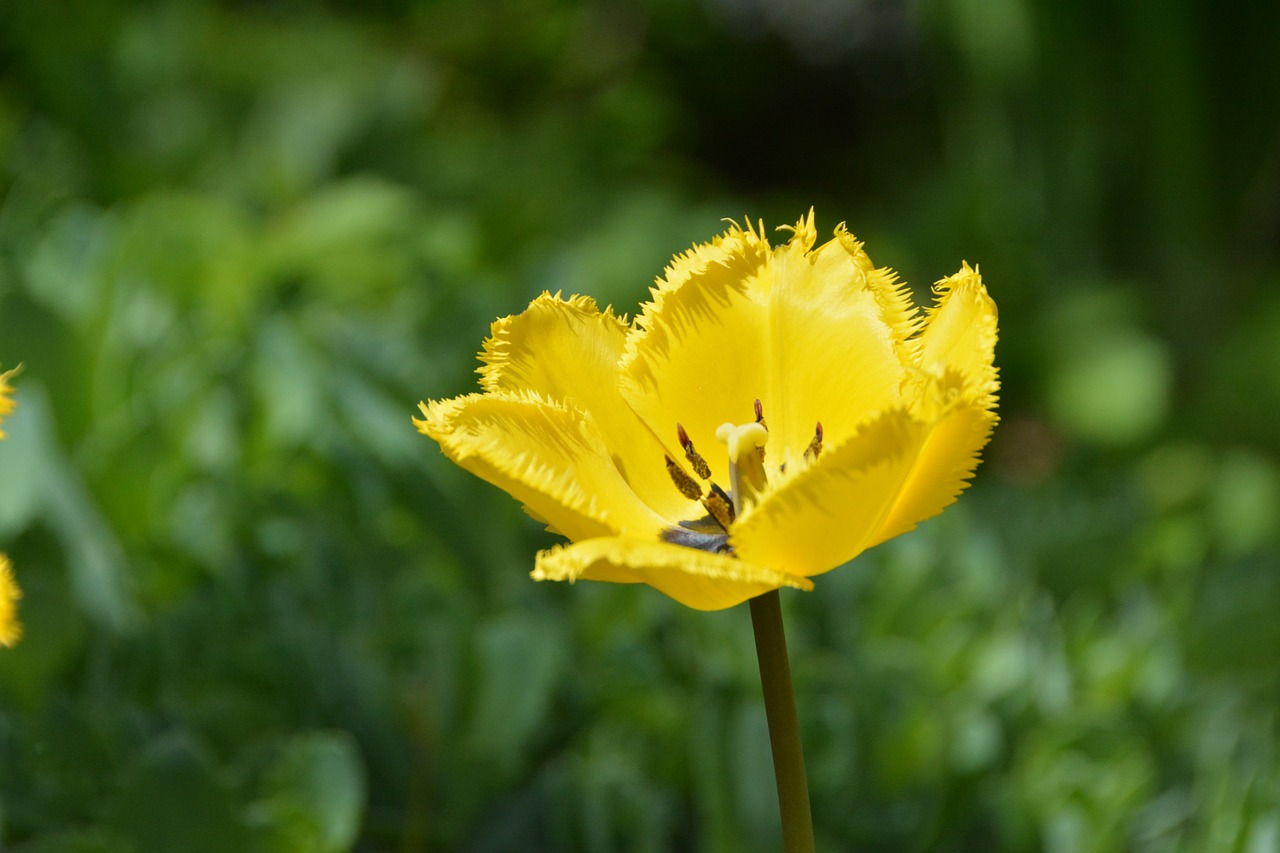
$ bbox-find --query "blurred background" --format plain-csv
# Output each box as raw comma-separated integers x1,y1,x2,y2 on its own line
1,0,1278,850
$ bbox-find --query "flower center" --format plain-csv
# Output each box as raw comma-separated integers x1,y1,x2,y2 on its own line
658,400,822,554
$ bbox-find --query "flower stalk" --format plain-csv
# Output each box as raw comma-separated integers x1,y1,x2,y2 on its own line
750,589,815,853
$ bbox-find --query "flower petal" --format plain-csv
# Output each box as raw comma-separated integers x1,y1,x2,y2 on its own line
912,263,999,400
532,536,813,611
0,365,17,439
869,386,997,547
620,220,774,485
861,265,999,545
730,378,995,578
729,408,927,576
759,221,919,464
621,215,917,477
416,392,668,542
477,292,695,521
0,553,20,648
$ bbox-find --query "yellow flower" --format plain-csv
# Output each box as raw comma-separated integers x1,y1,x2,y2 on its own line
0,554,20,647
0,365,19,646
416,212,998,610
0,365,16,440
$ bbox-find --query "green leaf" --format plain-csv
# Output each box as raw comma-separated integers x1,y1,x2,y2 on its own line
250,731,366,853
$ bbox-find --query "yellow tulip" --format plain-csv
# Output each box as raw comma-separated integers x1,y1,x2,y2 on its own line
0,365,15,440
417,212,999,610
0,365,19,647
0,553,20,648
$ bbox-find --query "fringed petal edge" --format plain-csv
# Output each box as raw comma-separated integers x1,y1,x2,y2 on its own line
533,536,812,611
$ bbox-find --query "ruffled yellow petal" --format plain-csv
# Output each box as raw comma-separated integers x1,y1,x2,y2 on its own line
620,221,774,487
0,365,18,440
657,216,774,299
415,392,668,542
478,292,693,520
0,553,20,648
621,216,915,480
868,265,999,544
869,382,996,547
532,536,812,611
911,263,999,401
729,408,929,577
758,220,918,465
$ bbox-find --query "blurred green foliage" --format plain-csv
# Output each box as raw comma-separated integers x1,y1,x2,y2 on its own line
1,0,1279,850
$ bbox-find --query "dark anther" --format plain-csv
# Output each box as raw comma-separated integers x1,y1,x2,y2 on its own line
709,482,735,515
805,421,824,460
665,455,703,500
703,482,736,530
676,422,712,480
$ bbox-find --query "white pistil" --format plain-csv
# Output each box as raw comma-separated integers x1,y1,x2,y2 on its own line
716,421,769,512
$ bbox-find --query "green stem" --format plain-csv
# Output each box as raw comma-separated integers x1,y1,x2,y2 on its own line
749,589,815,853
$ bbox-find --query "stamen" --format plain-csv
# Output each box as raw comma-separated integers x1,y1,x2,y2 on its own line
703,482,736,529
706,481,737,522
665,454,702,501
805,421,824,460
663,408,788,550
753,399,768,465
676,423,712,480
